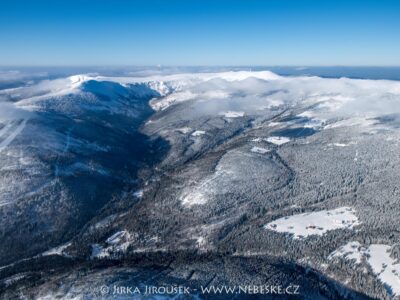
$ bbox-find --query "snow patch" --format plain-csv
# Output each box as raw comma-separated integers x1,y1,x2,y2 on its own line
366,244,400,296
251,138,263,142
133,189,144,198
91,244,108,259
266,136,290,145
328,141,357,147
181,189,208,207
176,127,192,134
251,137,270,142
328,241,364,264
196,236,207,249
250,146,270,154
191,130,206,137
265,207,360,239
106,231,126,244
42,242,72,257
219,111,245,118
331,143,349,147
267,122,281,127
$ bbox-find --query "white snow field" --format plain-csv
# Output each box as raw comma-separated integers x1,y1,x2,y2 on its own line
219,111,245,118
176,127,192,134
250,146,270,154
266,136,290,145
328,241,365,264
42,242,72,257
265,207,360,238
366,245,400,296
329,243,400,296
191,130,206,136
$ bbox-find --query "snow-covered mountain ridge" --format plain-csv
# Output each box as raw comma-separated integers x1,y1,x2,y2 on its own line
2,70,400,299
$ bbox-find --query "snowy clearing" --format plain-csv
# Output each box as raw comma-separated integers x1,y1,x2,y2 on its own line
176,127,192,134
219,111,245,118
366,244,400,296
266,136,290,145
133,189,144,198
250,146,270,154
328,241,364,264
251,137,266,142
265,207,360,238
330,143,349,147
328,142,356,147
181,189,208,207
106,231,126,244
42,242,72,257
191,130,206,137
329,242,400,296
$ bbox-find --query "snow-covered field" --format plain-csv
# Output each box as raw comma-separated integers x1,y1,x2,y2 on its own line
191,130,206,136
265,207,360,238
328,241,364,264
219,111,245,118
250,146,270,154
266,136,290,145
42,242,72,257
329,242,400,296
367,245,400,297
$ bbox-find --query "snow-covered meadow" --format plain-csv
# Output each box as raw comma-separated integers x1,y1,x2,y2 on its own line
265,207,360,239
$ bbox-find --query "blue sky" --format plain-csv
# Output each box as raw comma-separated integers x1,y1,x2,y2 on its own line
0,0,399,66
